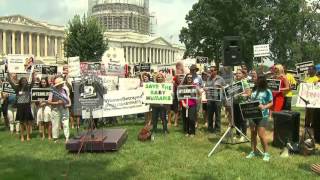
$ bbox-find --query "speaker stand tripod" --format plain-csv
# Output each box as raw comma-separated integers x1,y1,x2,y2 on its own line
208,86,263,157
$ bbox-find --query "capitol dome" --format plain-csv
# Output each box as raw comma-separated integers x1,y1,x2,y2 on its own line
88,0,150,35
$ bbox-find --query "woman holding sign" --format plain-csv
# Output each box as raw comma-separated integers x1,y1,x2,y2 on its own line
180,73,200,137
246,75,273,162
272,64,289,112
36,78,52,140
8,71,35,142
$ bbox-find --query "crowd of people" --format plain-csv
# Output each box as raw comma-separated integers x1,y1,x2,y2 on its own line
1,61,320,163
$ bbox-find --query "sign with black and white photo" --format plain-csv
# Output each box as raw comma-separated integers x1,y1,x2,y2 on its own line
68,57,81,77
267,79,281,91
296,61,314,74
224,81,244,100
206,87,222,101
7,55,27,73
239,101,263,120
134,63,151,72
2,82,15,94
196,56,208,64
177,85,198,100
31,88,50,101
41,65,57,75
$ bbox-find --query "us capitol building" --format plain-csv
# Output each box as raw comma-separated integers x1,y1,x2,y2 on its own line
0,0,184,65
89,0,185,65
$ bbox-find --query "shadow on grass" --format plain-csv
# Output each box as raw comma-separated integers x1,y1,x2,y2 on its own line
0,155,138,180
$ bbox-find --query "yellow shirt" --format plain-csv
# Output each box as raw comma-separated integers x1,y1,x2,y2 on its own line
305,76,319,83
286,73,297,97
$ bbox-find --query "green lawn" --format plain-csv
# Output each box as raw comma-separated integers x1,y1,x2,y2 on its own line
0,108,319,180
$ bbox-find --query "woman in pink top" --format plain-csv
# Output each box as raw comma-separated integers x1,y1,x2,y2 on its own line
180,73,200,137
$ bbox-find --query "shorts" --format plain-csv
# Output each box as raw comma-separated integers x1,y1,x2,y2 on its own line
170,98,179,112
249,118,268,128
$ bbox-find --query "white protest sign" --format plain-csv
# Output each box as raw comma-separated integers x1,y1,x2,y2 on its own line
7,54,28,73
68,57,81,77
82,88,150,118
105,62,126,77
118,78,140,90
296,83,320,108
143,83,173,104
99,75,119,91
254,44,270,57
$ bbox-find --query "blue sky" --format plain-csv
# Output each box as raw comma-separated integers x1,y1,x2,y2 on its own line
0,0,197,44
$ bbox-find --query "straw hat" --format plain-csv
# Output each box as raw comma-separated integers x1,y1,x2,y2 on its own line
54,77,65,87
190,64,199,72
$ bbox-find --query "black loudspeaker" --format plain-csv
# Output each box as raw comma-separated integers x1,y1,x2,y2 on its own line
223,36,242,66
272,110,300,148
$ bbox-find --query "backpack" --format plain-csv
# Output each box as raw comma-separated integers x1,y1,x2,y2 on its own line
299,127,315,156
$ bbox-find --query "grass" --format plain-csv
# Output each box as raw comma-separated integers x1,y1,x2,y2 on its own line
0,107,319,180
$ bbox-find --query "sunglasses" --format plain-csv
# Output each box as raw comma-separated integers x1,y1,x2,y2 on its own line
187,76,193,79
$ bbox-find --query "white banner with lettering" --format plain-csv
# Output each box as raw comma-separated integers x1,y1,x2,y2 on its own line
296,83,320,108
82,88,150,118
68,57,81,77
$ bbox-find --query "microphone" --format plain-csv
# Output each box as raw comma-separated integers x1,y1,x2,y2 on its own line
299,96,310,105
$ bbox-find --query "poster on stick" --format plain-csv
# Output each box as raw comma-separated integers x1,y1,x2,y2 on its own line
104,62,126,77
2,82,15,94
296,61,314,74
267,79,281,92
143,83,173,104
68,57,81,77
118,78,140,90
206,87,222,101
7,55,28,73
224,81,244,100
31,88,50,101
239,101,263,120
177,85,198,100
296,83,320,108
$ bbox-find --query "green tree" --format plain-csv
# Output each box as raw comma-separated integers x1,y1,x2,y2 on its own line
64,15,108,62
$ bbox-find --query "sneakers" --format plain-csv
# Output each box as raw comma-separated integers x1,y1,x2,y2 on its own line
246,151,256,159
263,153,270,162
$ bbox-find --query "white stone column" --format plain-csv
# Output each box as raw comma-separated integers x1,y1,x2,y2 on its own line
126,47,129,63
20,32,24,54
148,47,151,63
44,35,48,57
61,39,64,58
137,47,140,63
36,34,40,57
2,31,6,54
142,47,145,62
132,47,136,63
54,37,58,57
29,33,33,55
11,31,15,54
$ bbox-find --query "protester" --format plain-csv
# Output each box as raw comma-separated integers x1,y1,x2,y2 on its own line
8,72,35,142
141,72,152,125
168,70,180,127
151,73,169,134
201,72,209,127
246,75,273,162
48,77,71,143
189,64,203,128
36,78,52,140
180,73,199,137
6,92,19,135
272,64,289,112
205,66,225,133
233,69,251,141
283,66,297,111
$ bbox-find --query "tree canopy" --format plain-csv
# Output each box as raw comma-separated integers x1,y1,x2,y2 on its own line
180,0,320,69
64,15,108,62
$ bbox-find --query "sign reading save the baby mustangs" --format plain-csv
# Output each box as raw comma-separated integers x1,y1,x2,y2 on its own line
143,83,173,104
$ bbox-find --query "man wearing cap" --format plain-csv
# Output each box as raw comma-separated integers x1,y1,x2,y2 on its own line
48,77,71,143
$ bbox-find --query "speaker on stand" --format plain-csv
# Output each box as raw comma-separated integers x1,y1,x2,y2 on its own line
223,36,242,66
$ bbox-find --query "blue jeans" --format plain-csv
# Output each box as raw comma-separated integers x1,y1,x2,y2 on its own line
207,101,222,132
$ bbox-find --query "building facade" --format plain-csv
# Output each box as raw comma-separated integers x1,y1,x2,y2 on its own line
0,15,65,64
89,0,185,65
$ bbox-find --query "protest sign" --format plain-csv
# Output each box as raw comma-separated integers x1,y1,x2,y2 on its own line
82,88,150,118
296,61,314,74
7,55,28,73
177,85,198,100
143,83,173,104
224,81,244,100
267,79,281,91
206,87,222,101
80,62,104,75
100,76,119,91
41,65,57,75
296,83,320,108
118,78,140,90
2,82,15,94
239,101,263,120
134,63,151,73
31,88,50,101
254,44,270,57
104,62,126,77
196,56,209,64
68,57,81,77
